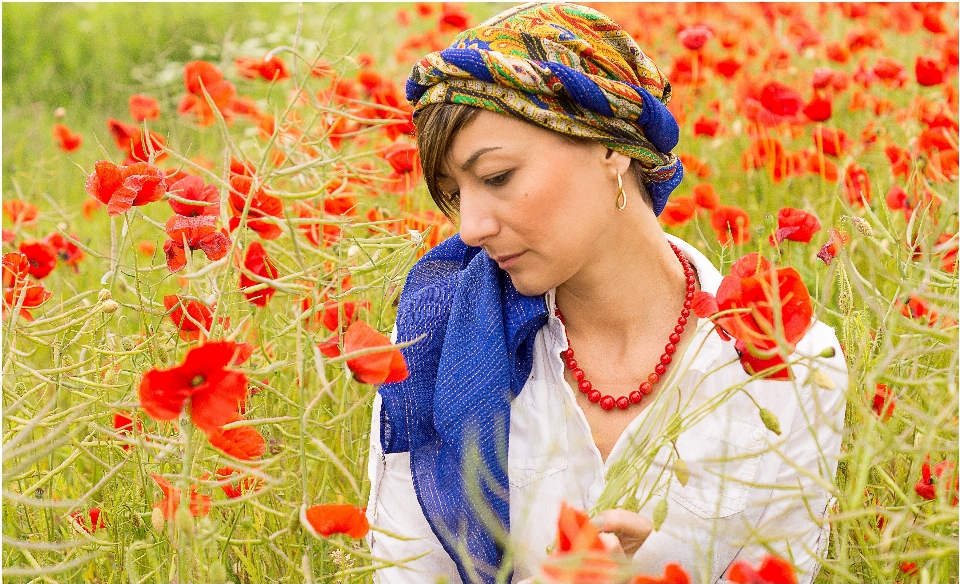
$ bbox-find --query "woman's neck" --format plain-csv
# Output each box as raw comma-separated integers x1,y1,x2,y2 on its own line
554,212,689,348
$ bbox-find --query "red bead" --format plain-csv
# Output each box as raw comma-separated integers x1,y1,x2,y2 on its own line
648,373,660,384
566,358,578,370
681,308,690,318
573,368,585,382
638,382,653,395
616,396,630,410
687,284,695,293
686,275,696,285
630,390,643,403
674,325,684,334
561,348,574,360
660,354,672,365
578,380,592,393
655,363,667,375
678,316,687,326
665,343,676,354
588,390,602,403
600,395,616,410
669,333,681,344
683,300,692,309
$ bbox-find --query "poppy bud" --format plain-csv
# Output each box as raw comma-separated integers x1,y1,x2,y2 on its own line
673,458,689,486
850,216,875,238
151,507,165,533
100,299,119,314
208,562,228,583
175,507,194,533
121,337,135,351
819,346,837,359
98,289,112,302
155,343,169,363
810,369,836,390
758,408,781,435
652,497,668,531
103,368,117,385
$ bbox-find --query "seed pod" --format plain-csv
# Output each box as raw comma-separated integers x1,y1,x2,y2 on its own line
758,408,782,435
121,337,134,352
151,507,165,533
652,497,668,531
98,289,112,302
155,343,169,363
673,457,689,487
819,346,836,359
103,368,117,385
100,300,119,314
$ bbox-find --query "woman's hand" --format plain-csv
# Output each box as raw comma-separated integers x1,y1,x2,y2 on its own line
592,509,653,556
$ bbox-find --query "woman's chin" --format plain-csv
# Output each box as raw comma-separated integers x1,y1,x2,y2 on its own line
505,272,552,297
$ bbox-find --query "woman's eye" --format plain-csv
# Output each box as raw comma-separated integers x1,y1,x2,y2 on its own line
485,171,511,187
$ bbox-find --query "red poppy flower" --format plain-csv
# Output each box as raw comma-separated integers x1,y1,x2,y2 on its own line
216,467,262,499
803,96,832,122
693,115,720,137
52,123,82,152
69,508,107,533
693,253,813,379
129,94,161,121
44,232,84,271
726,555,798,583
163,295,223,341
714,57,743,78
85,160,167,216
772,207,821,244
872,56,907,85
540,502,619,584
872,384,895,422
240,241,279,307
235,54,291,81
805,152,839,182
342,320,408,384
150,474,211,519
914,456,958,505
816,229,850,265
631,563,691,584
18,239,57,279
825,41,851,64
843,163,871,206
759,81,804,118
163,215,231,272
106,118,166,164
167,175,220,217
2,252,51,321
301,503,369,538
846,27,883,53
812,127,852,157
228,176,284,240
692,183,719,211
382,142,424,193
113,411,143,450
204,412,266,460
178,61,237,127
677,153,710,179
317,300,370,332
900,562,919,575
884,144,912,178
935,233,957,273
710,205,751,246
437,3,470,32
2,199,38,225
138,341,249,433
913,55,946,87
678,25,713,51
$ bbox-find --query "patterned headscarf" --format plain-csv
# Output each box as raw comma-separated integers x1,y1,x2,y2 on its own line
406,1,684,215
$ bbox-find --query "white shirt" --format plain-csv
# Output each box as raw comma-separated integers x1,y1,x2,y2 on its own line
366,235,847,584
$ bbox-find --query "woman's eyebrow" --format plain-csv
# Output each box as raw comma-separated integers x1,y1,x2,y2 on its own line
460,147,503,172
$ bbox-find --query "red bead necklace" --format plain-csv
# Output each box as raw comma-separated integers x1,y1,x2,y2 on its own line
555,242,696,411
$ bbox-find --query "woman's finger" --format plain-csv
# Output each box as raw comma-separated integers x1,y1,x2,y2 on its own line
594,509,653,556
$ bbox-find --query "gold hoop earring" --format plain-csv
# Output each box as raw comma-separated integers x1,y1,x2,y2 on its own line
615,172,627,210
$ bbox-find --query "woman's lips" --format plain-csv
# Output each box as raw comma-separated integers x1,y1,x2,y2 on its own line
492,251,525,270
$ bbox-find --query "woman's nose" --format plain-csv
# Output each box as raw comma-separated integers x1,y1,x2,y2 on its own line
457,191,499,248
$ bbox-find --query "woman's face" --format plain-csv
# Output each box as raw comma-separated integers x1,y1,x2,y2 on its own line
438,110,628,296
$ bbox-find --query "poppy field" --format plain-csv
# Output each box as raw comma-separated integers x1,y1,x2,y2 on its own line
2,3,958,584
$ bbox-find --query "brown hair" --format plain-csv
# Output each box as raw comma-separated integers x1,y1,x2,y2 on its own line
414,103,654,219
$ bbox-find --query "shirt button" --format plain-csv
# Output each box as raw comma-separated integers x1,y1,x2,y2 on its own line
752,429,765,441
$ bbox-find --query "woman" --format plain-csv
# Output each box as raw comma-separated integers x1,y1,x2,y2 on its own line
366,3,847,583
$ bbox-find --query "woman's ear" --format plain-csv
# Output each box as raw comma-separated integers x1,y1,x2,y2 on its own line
602,148,633,177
